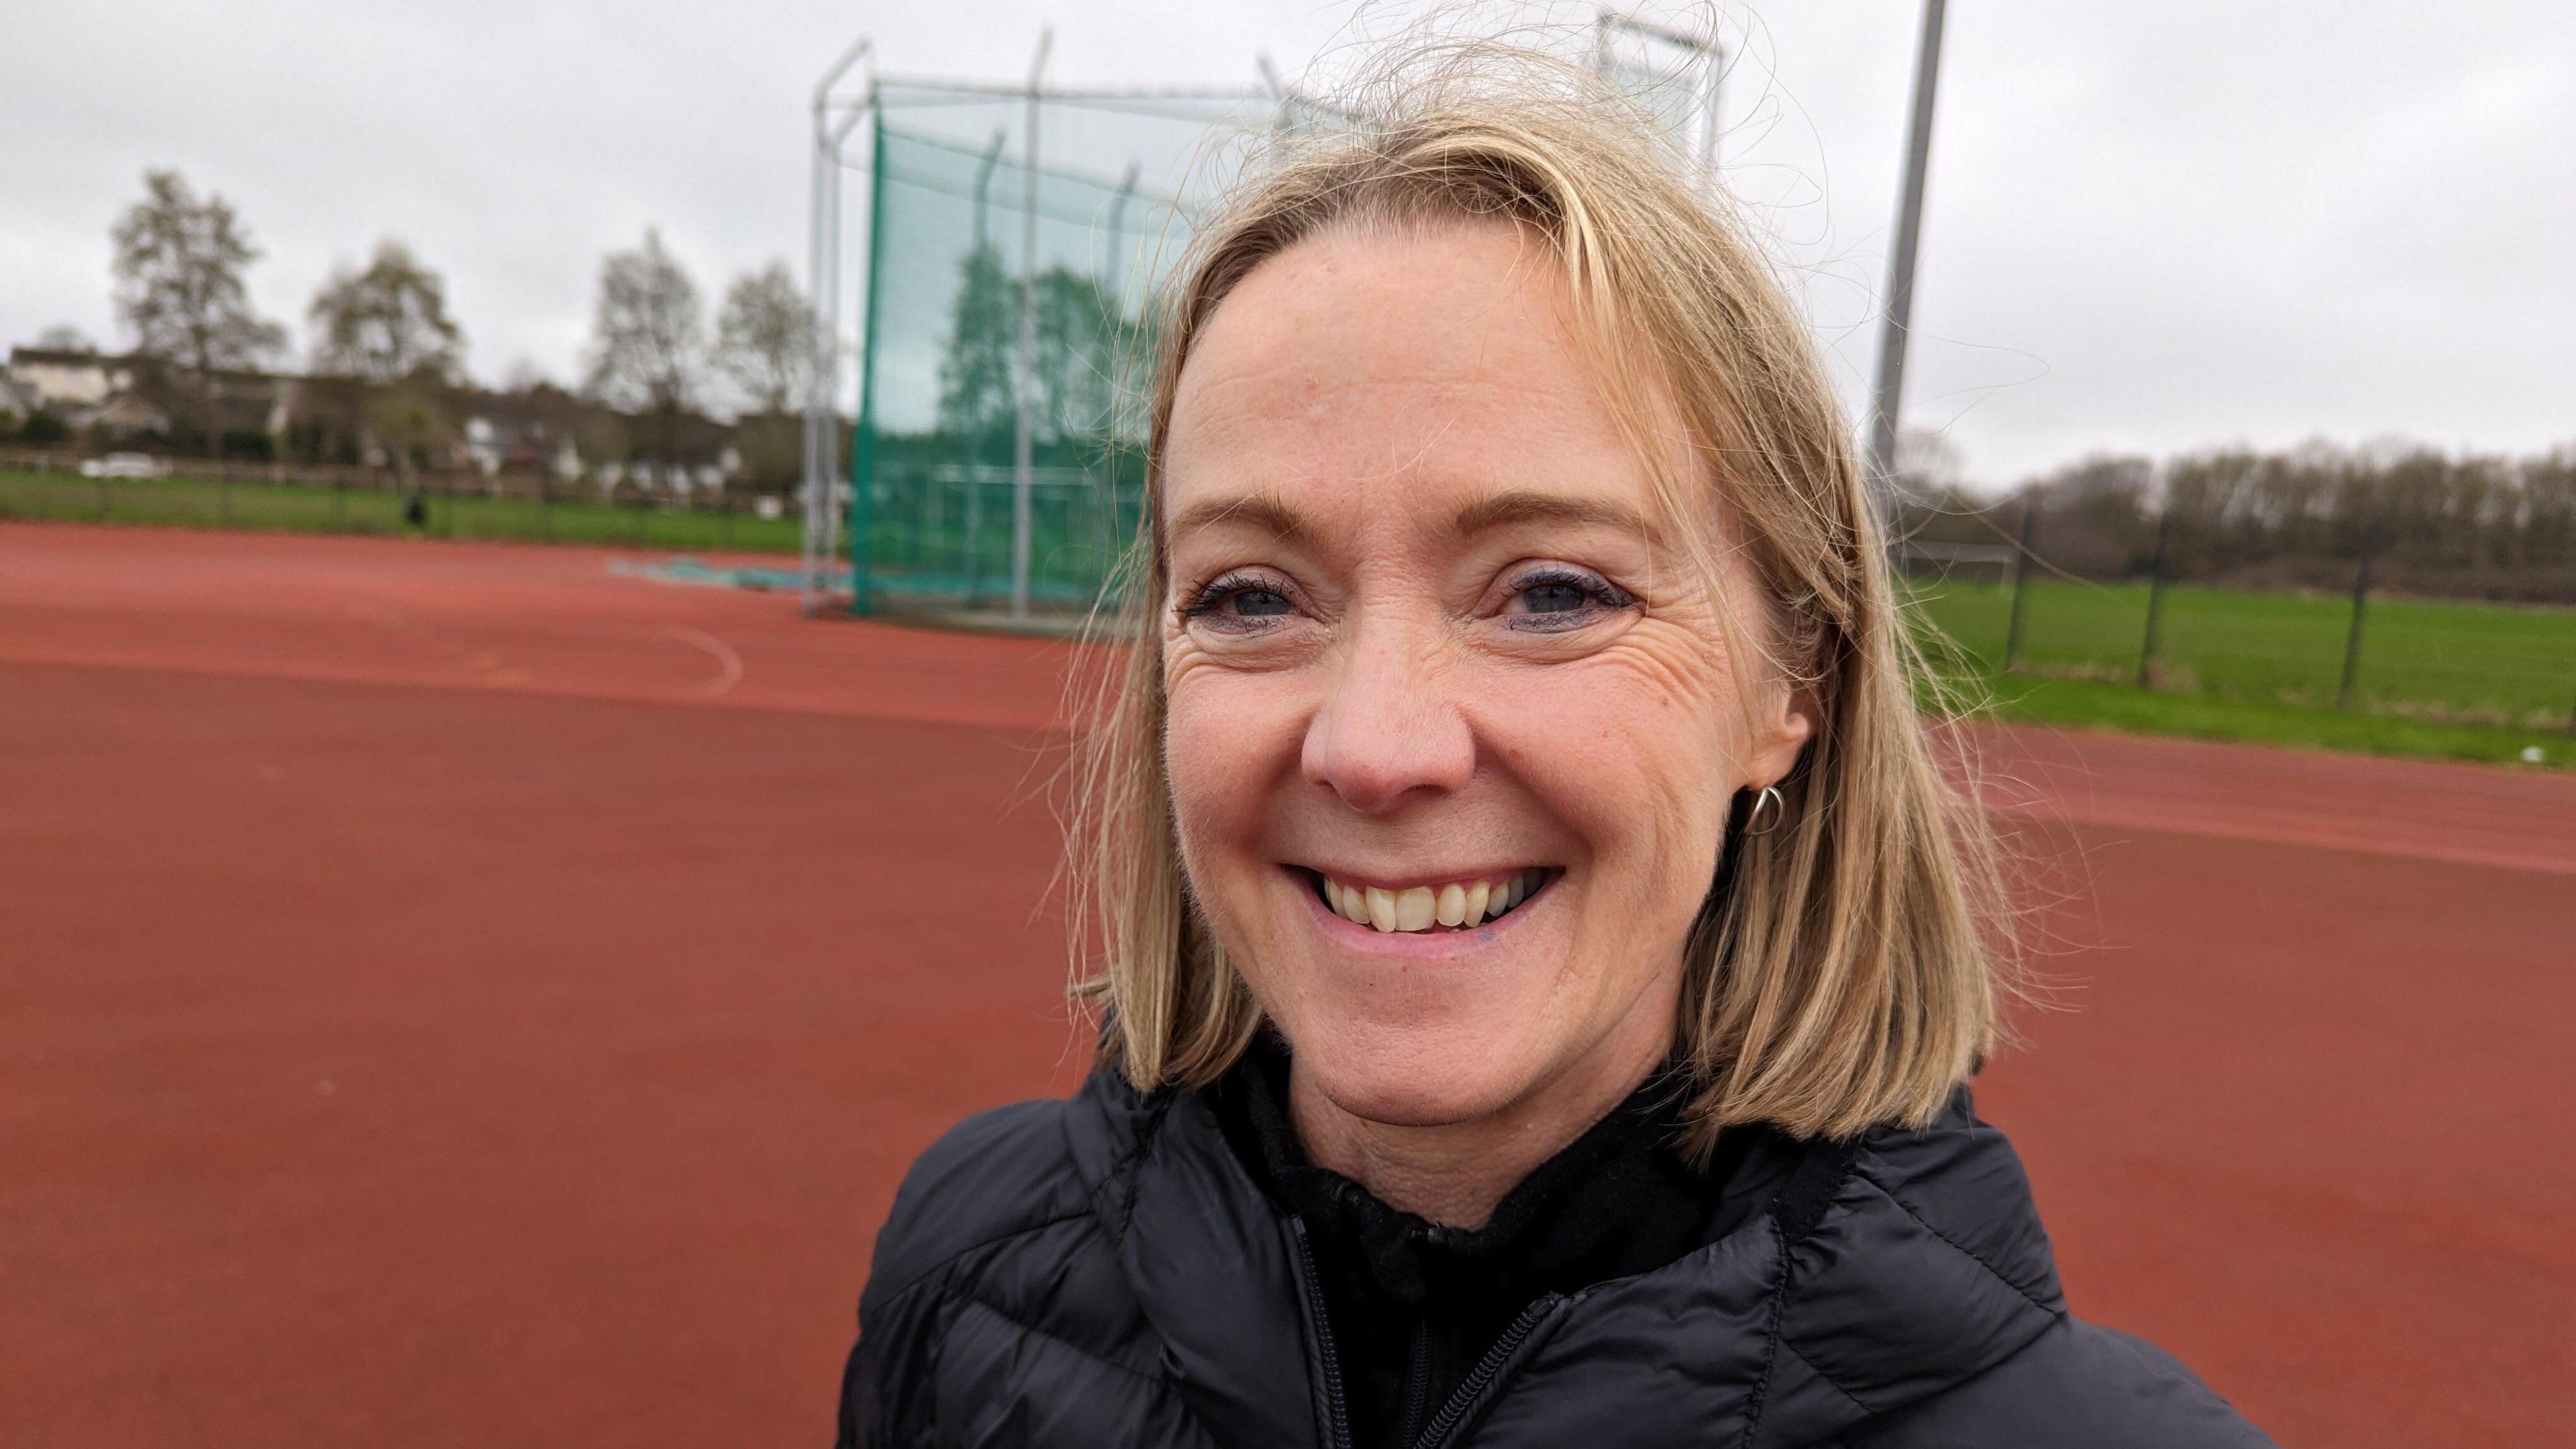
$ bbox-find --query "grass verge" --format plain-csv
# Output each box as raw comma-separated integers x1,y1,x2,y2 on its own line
0,469,801,555
1957,674,2572,769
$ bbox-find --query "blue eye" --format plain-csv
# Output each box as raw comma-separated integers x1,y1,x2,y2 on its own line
1232,589,1294,616
1502,567,1633,629
1180,572,1301,630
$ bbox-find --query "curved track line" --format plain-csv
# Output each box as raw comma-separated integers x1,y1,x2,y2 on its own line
661,624,743,700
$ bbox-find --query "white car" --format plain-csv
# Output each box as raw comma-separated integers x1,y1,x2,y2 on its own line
79,452,169,479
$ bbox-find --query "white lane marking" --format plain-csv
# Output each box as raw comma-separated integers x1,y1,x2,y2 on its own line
663,624,743,700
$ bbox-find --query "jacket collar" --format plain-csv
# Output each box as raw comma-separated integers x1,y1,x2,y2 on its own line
1069,1073,2064,1448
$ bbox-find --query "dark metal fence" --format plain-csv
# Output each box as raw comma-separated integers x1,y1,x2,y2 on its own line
1904,497,2576,736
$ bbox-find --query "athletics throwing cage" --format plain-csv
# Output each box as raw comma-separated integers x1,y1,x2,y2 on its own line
800,16,1725,623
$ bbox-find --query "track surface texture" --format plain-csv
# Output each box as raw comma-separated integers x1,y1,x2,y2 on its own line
4,524,2569,1446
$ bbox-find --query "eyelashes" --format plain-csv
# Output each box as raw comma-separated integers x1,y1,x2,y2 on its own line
1177,570,1299,632
1177,564,1638,636
1498,566,1635,630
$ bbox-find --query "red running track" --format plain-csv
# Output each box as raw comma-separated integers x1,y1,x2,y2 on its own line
2,523,2569,1446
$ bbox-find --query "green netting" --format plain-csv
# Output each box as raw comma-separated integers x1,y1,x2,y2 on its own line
848,87,1272,615
843,58,1716,618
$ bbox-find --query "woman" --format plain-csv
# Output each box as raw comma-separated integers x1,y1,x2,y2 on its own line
840,57,2271,1449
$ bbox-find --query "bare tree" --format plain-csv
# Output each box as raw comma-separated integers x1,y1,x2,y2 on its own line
584,229,703,424
34,324,97,354
308,239,465,384
111,169,286,425
713,260,814,416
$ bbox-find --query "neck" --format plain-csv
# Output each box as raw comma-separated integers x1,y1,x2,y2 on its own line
1284,1012,1670,1230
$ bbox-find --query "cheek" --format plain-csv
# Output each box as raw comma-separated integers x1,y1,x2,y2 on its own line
1161,656,1306,877
1505,635,1742,884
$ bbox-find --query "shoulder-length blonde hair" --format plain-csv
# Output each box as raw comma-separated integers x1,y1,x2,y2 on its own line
1071,49,2007,1150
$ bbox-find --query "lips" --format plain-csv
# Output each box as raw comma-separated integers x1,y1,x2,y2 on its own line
1311,867,1552,932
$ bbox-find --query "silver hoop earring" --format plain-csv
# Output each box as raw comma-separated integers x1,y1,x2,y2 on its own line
1741,784,1786,837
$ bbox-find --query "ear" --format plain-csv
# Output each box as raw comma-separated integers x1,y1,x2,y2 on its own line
1747,678,1819,791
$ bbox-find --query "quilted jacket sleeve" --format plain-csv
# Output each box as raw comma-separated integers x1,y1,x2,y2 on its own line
839,1258,952,1449
1844,1316,2276,1448
834,1097,1101,1448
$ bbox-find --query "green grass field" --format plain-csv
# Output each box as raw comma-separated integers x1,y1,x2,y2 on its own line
0,469,801,555
1908,577,2576,767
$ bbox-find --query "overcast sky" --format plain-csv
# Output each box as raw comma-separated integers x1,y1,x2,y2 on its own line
4,1,2568,484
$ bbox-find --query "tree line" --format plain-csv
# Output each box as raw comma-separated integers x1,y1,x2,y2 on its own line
14,168,824,488
1896,442,2576,604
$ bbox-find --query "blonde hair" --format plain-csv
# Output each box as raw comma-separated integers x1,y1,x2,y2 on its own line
1071,48,2008,1149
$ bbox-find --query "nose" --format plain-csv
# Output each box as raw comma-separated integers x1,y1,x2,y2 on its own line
1300,620,1475,815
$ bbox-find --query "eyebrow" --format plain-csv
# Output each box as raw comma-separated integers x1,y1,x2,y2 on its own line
1162,491,1314,549
1163,486,1666,551
1448,489,1666,545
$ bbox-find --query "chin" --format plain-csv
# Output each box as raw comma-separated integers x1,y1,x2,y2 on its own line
1282,1010,1548,1130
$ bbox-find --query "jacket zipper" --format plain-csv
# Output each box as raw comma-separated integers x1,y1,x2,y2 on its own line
1288,1217,1353,1449
1397,1320,1433,1444
1409,1293,1563,1449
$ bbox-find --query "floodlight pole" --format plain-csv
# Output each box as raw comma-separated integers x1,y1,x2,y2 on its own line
1866,0,1947,502
1011,28,1053,625
803,34,871,614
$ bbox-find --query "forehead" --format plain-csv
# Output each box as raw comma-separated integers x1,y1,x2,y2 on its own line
1162,223,1684,543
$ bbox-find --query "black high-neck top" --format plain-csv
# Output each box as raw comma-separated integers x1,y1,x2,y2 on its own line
1212,1036,1805,1448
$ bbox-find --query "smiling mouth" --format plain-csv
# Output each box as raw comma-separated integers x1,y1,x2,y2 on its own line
1303,867,1557,934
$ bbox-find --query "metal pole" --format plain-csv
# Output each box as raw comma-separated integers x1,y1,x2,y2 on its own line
1697,33,1723,188
1104,161,1140,311
972,131,1007,252
963,130,1006,608
1011,28,1052,625
1256,53,1287,121
802,129,830,604
2137,507,2172,688
802,100,831,608
2337,519,2378,711
828,109,866,602
1866,0,1949,496
802,36,871,614
849,109,888,616
2002,495,2037,674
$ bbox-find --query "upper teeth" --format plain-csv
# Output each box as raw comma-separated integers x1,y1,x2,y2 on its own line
1322,869,1546,933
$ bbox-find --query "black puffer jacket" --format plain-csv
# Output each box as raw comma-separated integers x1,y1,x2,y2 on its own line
839,1072,2271,1448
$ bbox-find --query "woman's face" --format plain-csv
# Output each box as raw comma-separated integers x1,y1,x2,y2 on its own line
1159,223,1814,1130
